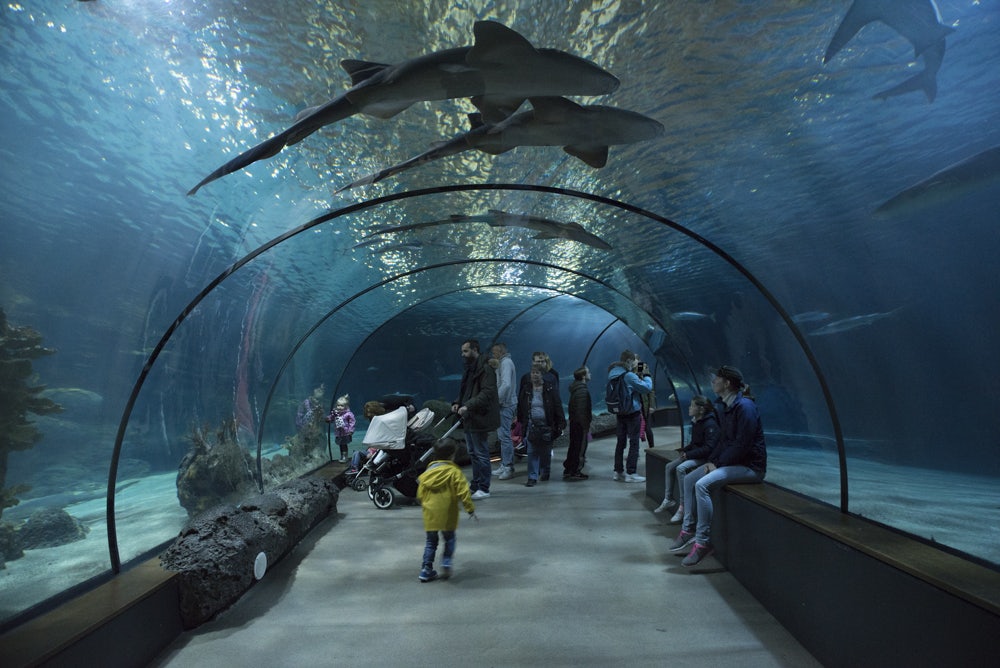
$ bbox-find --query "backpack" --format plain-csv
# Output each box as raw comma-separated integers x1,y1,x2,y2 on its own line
605,373,633,415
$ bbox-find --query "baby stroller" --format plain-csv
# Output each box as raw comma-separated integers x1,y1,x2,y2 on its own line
360,406,460,509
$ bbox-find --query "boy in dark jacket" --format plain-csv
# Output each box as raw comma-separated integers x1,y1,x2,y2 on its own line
564,366,593,479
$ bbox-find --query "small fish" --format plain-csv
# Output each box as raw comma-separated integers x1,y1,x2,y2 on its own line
438,374,464,381
671,311,714,322
808,308,901,336
790,311,832,324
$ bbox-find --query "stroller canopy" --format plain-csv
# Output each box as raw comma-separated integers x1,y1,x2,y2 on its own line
362,407,409,450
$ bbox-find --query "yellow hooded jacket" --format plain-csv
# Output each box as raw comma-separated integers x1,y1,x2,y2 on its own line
417,460,475,531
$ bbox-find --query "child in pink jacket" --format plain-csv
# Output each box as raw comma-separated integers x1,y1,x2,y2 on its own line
325,394,356,462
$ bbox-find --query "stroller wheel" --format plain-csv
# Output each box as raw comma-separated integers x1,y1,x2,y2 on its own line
351,476,370,492
372,486,395,510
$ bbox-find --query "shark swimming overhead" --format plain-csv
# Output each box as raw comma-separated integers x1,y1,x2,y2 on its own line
355,209,612,251
337,96,664,192
187,21,620,195
875,145,1000,215
823,0,953,102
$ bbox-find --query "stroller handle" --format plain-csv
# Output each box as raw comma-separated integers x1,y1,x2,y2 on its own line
418,417,463,464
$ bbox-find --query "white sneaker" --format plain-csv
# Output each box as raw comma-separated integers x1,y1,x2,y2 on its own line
498,466,514,480
625,473,646,483
612,471,625,481
491,464,506,475
669,507,684,524
654,499,676,513
471,490,490,500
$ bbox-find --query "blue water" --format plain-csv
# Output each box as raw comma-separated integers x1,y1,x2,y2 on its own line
1,0,999,624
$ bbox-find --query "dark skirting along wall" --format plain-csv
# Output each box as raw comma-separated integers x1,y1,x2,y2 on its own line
716,487,1000,667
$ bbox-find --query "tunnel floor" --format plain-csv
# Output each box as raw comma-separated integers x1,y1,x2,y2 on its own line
150,426,819,667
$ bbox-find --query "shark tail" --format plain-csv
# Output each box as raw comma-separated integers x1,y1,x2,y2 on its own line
187,130,294,196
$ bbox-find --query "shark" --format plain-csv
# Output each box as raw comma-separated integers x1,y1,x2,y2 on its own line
823,0,954,102
187,21,620,195
355,209,613,250
875,145,1000,215
337,96,664,191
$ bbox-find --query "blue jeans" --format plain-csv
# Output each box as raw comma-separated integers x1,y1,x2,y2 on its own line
423,530,456,568
614,412,642,474
497,404,515,467
465,430,491,493
681,464,763,545
526,434,552,481
665,457,703,503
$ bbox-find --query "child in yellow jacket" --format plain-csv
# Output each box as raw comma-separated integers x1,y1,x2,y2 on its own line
416,441,477,582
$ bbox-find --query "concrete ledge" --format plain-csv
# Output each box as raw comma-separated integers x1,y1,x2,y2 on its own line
719,483,1000,666
643,447,677,502
0,558,181,668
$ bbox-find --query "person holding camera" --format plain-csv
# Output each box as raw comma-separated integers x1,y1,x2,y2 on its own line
516,363,566,487
607,350,653,482
635,359,656,448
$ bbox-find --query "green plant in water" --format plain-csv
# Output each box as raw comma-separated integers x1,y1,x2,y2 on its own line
0,308,62,521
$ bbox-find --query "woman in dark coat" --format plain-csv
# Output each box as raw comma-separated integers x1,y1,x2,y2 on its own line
516,363,566,487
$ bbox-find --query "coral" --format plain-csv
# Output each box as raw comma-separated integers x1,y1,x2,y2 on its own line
0,308,62,521
17,507,89,549
0,521,23,566
176,418,257,517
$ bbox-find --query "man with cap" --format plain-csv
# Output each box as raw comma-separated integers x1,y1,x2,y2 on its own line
668,365,767,566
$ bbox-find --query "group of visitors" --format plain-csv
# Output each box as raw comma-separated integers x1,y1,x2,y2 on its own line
331,339,766,579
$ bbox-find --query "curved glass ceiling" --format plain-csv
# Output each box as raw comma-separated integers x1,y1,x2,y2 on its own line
2,0,998,627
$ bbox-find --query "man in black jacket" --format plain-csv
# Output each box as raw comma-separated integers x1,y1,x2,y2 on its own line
452,339,501,499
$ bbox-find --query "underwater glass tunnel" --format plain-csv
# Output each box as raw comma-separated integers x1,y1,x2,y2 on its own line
1,0,999,630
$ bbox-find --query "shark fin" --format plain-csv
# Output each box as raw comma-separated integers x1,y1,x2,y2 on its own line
527,96,586,122
358,99,415,119
910,25,954,57
471,95,525,124
340,59,392,86
294,105,321,123
564,144,609,168
873,68,937,103
467,21,537,65
823,1,881,63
